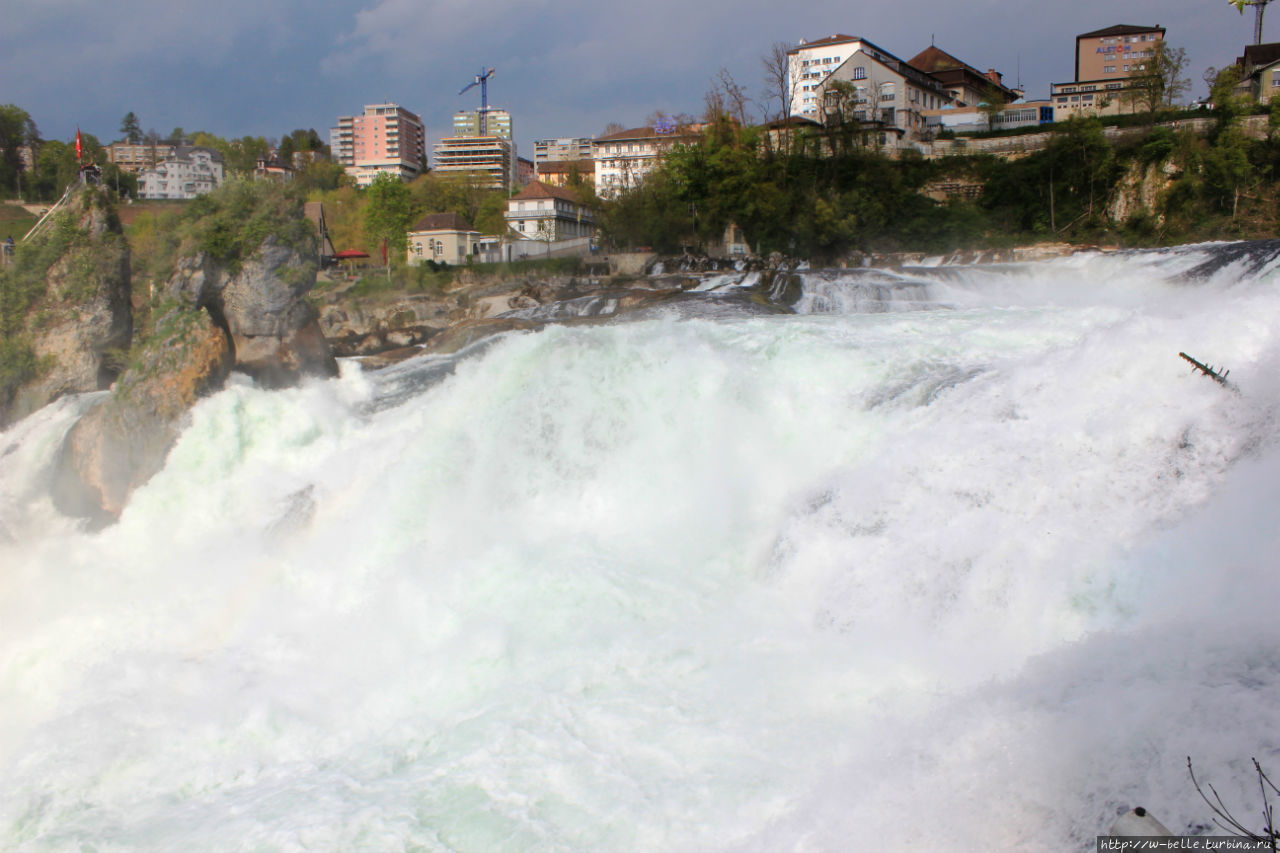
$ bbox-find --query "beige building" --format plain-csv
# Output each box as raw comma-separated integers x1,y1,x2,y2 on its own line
1234,43,1280,103
533,158,594,187
1075,24,1165,82
107,140,179,174
1051,24,1166,121
407,212,481,266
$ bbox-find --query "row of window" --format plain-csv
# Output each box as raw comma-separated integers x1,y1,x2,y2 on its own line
800,56,842,67
1097,34,1158,45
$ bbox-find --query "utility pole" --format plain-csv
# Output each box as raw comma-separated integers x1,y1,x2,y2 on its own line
1232,0,1272,45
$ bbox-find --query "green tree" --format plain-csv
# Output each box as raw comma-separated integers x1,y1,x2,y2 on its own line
119,112,143,143
977,83,1008,131
0,105,40,198
1124,41,1189,114
363,172,412,263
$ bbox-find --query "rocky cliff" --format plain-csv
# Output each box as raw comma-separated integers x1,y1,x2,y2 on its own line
0,187,131,426
167,235,337,387
24,181,340,523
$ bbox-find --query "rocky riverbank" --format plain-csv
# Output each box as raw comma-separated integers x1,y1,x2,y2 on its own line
311,241,1101,367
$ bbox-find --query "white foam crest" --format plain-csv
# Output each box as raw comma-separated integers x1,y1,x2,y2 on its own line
4,245,1280,849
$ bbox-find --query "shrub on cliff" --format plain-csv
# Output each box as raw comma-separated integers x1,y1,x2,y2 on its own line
0,188,131,424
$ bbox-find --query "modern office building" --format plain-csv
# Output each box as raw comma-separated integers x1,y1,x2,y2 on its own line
432,135,516,189
452,109,513,140
1051,24,1166,120
329,102,426,186
532,137,594,163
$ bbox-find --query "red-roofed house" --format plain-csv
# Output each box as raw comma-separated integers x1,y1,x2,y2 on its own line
908,45,1021,107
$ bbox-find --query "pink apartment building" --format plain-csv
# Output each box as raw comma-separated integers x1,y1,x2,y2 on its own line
330,103,426,187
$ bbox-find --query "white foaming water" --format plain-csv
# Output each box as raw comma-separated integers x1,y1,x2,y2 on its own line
3,244,1280,851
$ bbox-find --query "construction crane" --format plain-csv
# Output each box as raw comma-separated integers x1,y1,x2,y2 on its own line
1231,0,1272,45
459,67,497,136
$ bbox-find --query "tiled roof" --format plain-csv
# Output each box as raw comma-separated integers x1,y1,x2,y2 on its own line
1077,24,1164,39
410,212,474,232
1240,42,1280,70
536,158,594,174
909,45,965,73
509,180,584,204
594,126,661,142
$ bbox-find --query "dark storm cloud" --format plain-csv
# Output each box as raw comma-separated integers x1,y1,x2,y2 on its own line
0,0,1258,153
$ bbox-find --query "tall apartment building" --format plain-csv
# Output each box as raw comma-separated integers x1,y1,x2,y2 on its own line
533,137,593,163
452,109,512,139
432,136,516,189
329,102,426,187
433,108,517,189
1051,24,1166,120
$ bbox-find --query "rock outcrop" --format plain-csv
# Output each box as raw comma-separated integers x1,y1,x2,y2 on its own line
52,308,233,525
2,188,131,426
166,236,337,387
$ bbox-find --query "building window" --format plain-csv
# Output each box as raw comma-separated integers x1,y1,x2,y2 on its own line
1104,66,1115,73
852,66,867,80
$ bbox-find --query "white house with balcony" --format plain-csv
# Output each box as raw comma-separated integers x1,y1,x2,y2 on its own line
137,146,225,199
505,181,594,241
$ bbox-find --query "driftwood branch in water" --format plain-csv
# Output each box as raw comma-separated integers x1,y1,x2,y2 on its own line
1179,352,1232,387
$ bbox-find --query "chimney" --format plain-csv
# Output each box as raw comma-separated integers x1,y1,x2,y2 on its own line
985,69,1003,86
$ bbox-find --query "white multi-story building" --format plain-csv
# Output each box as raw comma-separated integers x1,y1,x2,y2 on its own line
136,146,224,199
592,125,697,199
533,137,594,163
788,33,953,142
795,36,953,145
787,34,861,118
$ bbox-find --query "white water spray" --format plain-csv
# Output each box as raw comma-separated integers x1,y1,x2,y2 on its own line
3,245,1280,851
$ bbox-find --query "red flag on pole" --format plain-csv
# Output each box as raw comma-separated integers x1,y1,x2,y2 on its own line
75,128,82,164
380,238,387,266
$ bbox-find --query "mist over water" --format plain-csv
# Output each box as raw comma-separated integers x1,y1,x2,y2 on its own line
3,244,1280,851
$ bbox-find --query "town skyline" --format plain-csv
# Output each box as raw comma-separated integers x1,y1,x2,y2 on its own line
2,0,1265,158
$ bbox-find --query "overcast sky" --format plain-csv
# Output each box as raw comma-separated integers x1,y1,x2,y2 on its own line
0,0,1263,158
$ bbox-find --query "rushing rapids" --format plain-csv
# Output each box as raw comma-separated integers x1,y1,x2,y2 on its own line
3,243,1280,851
